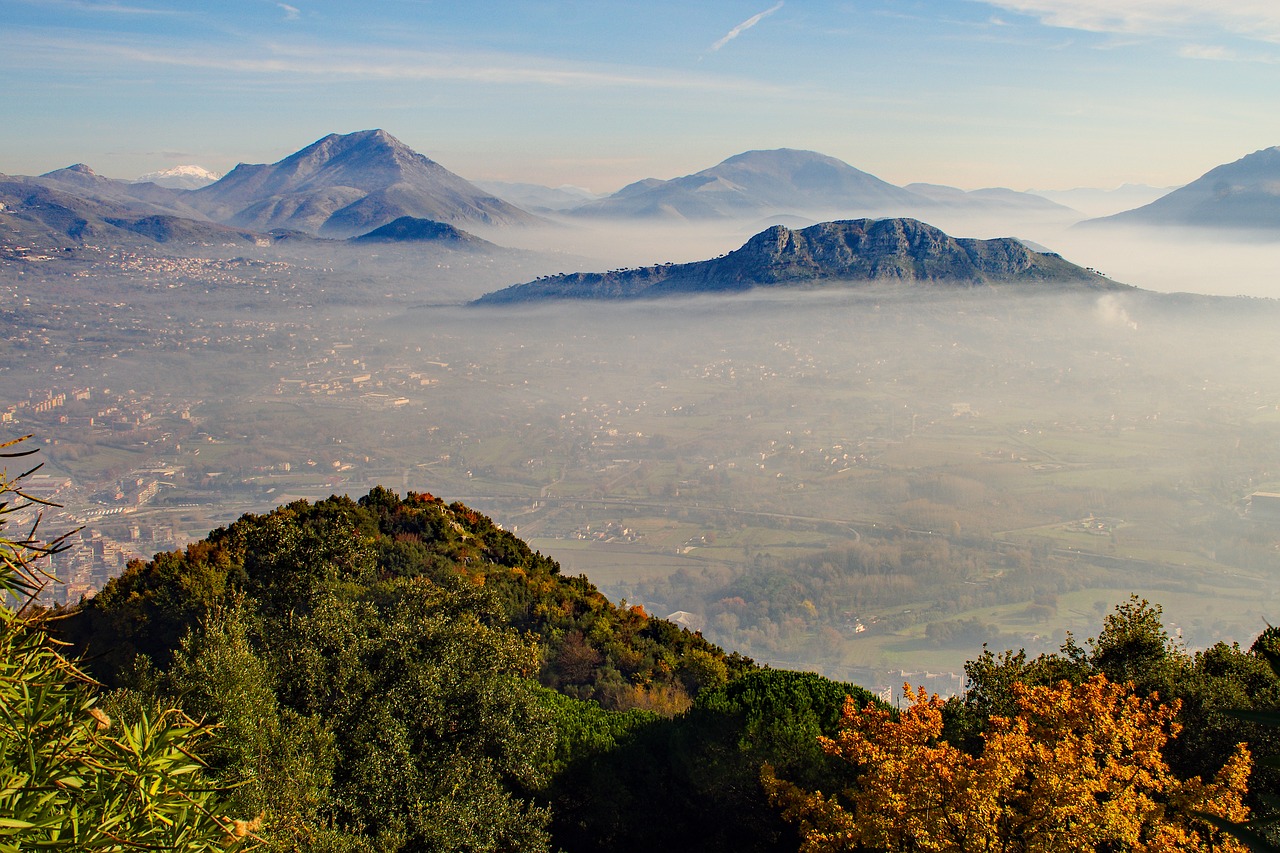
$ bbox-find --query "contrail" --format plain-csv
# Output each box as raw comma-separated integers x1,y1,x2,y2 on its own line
710,1,784,51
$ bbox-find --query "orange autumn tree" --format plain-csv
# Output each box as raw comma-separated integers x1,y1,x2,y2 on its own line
763,674,1250,852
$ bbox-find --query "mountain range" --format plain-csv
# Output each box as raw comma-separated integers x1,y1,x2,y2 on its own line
0,176,498,254
5,132,1278,253
474,218,1121,304
1,130,543,250
33,164,209,220
0,178,267,250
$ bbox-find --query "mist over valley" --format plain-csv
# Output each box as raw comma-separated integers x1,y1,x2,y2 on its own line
15,2,1280,845
7,133,1280,689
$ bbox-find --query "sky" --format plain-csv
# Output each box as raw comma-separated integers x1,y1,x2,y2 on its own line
3,0,1279,193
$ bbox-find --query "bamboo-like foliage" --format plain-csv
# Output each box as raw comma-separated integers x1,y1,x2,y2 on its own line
0,435,256,852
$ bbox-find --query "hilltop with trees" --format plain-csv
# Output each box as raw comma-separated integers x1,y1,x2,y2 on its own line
3,439,1277,850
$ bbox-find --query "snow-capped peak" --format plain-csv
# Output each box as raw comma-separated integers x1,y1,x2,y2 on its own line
133,165,223,189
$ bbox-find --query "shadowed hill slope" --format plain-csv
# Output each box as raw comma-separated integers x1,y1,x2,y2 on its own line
1083,145,1280,231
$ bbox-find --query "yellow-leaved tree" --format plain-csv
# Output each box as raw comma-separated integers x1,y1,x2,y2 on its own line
763,674,1250,852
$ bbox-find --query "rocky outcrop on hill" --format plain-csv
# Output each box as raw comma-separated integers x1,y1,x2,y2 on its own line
474,218,1120,303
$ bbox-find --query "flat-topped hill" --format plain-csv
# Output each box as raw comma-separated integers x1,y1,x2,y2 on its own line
474,218,1121,303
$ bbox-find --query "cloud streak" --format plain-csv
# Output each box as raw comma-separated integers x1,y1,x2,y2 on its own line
1178,42,1280,63
710,2,784,52
14,0,176,14
277,3,300,21
980,0,1280,44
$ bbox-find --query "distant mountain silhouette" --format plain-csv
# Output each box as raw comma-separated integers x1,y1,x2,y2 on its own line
102,214,266,245
574,149,925,220
474,218,1120,303
351,216,495,249
1083,146,1280,230
33,164,209,220
903,183,1075,215
474,181,601,212
190,129,542,236
1026,184,1174,219
571,150,1078,223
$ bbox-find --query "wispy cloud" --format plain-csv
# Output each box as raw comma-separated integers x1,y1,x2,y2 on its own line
0,33,802,96
16,0,175,14
710,2,784,52
1179,43,1280,63
979,1,1280,44
277,3,300,21
1179,43,1234,60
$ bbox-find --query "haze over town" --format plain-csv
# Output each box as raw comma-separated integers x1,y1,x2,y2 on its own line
5,0,1280,695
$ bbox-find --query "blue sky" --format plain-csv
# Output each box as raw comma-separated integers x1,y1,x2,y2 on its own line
3,0,1279,192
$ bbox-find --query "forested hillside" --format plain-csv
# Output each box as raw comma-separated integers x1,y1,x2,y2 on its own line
14,470,1280,851
55,486,874,851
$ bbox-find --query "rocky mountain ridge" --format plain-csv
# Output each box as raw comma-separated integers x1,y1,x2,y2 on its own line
474,218,1121,303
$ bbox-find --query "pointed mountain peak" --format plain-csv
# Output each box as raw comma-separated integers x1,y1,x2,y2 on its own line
300,128,414,156
44,163,97,177
189,129,540,235
274,129,434,180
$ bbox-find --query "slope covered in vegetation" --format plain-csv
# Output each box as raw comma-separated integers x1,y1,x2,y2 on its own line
58,487,874,851
47,481,1280,852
